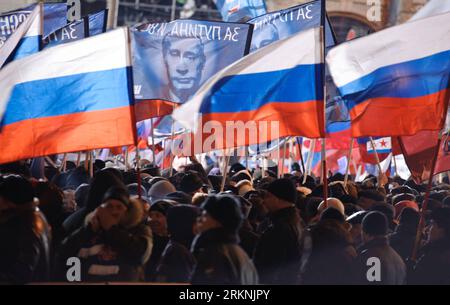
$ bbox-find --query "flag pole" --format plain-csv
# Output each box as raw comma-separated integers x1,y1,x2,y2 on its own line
89,151,94,178
288,138,293,174
281,138,287,177
277,139,281,178
59,153,68,172
84,151,90,172
220,152,230,192
169,105,176,177
411,131,443,261
297,138,306,174
344,138,354,187
170,0,177,21
136,146,142,199
369,137,383,174
150,118,156,166
320,0,328,202
76,152,81,167
392,152,399,176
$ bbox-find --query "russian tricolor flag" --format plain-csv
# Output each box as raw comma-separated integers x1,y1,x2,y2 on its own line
0,28,137,164
326,12,450,137
173,27,325,151
0,4,42,68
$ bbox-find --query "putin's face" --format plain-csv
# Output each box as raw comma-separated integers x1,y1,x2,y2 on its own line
250,25,279,53
163,37,205,103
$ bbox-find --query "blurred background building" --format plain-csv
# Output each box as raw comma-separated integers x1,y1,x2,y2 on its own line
0,0,434,41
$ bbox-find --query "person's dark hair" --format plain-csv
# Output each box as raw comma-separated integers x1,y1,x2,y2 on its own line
35,181,64,219
85,170,126,212
0,175,34,205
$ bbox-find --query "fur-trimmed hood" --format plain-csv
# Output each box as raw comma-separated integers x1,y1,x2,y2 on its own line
85,198,145,229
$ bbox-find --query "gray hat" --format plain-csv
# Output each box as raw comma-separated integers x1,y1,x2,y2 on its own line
148,180,176,203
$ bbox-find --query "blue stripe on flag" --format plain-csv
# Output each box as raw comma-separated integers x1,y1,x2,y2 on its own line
199,64,323,113
338,50,450,106
2,67,133,126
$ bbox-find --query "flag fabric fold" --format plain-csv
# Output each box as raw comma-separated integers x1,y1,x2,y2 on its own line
0,28,136,164
326,12,450,137
173,27,325,153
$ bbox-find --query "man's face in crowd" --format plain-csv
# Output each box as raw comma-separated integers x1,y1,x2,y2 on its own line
163,37,205,103
250,26,279,53
149,210,168,236
428,220,445,243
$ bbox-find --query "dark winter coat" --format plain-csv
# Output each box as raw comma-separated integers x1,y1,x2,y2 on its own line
253,206,303,284
0,203,52,284
190,228,258,285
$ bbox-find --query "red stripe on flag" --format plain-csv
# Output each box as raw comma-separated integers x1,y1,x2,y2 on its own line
349,89,449,137
0,107,136,164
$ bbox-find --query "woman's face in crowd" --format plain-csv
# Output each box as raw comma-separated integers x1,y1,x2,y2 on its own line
196,210,221,233
149,211,168,236
103,199,127,222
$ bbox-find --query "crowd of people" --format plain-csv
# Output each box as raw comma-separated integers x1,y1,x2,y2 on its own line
0,156,450,285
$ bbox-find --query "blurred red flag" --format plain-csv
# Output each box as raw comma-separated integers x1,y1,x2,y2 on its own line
398,131,450,183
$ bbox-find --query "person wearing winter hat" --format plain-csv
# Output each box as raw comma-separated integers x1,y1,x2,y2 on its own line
145,199,176,281
410,207,450,284
356,211,406,285
164,191,192,205
147,180,176,204
236,179,254,197
127,183,148,201
155,205,200,283
57,186,152,282
74,183,90,209
317,197,346,217
389,207,420,262
254,178,303,284
231,170,253,185
0,175,52,284
179,172,204,196
191,195,258,284
394,200,419,220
